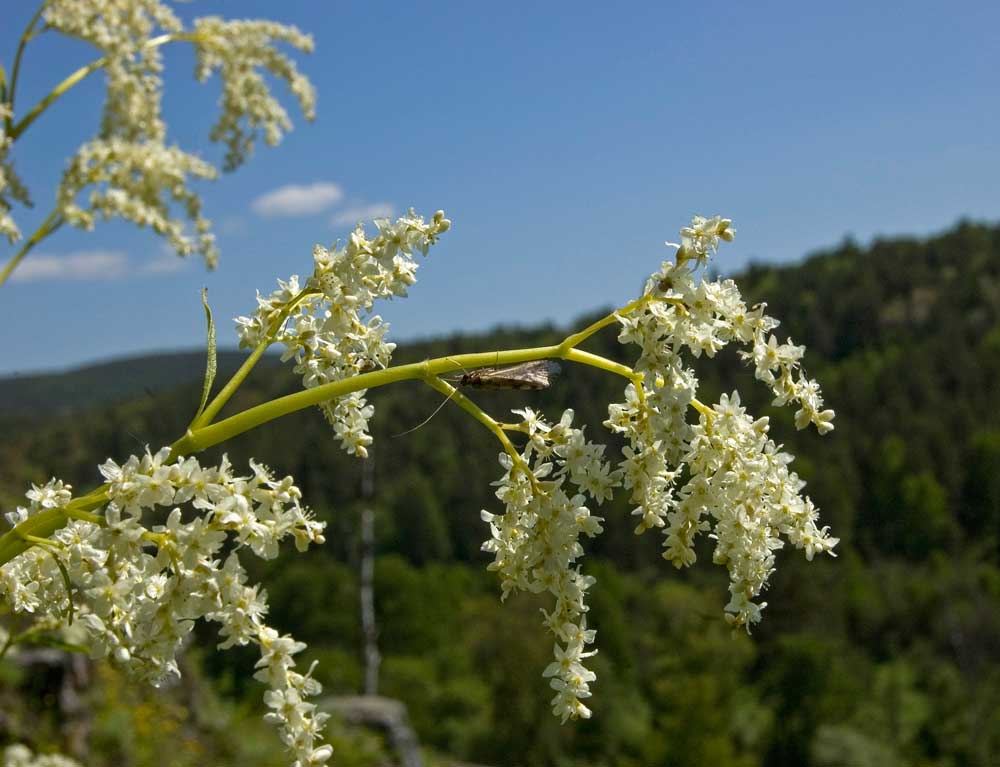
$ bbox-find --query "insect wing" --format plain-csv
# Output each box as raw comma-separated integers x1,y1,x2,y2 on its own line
461,360,560,390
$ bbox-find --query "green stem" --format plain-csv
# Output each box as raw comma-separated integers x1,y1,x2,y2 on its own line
558,295,649,349
0,300,667,565
189,288,319,430
180,299,665,454
9,32,191,140
562,347,639,382
171,346,566,455
20,533,64,550
0,509,71,570
0,209,63,287
423,376,539,486
424,377,517,459
10,58,102,141
5,3,47,130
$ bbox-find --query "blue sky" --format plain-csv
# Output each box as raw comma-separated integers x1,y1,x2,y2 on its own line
1,1,998,376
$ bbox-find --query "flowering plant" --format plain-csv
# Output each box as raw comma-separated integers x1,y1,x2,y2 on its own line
0,0,316,285
1,4,838,766
0,206,838,764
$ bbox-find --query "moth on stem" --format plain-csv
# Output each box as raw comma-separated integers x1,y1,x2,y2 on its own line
451,360,562,390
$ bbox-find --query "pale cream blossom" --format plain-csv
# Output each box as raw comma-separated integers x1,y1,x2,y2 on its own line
3,1,316,267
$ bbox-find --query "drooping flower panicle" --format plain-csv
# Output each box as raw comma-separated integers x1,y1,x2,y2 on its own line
0,450,331,767
479,215,836,715
3,1,317,268
481,408,615,722
605,215,837,629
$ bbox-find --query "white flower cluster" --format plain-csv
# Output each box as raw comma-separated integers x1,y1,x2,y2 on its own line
0,104,29,243
670,213,736,266
481,408,615,723
44,0,182,141
0,449,332,767
22,0,316,267
606,215,837,630
684,392,839,627
57,139,219,265
236,210,451,458
192,17,316,171
2,744,81,767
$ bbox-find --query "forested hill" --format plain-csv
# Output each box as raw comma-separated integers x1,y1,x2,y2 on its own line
3,220,1000,767
0,350,280,418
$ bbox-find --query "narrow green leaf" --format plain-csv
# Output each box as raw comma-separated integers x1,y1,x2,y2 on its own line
49,551,75,624
193,287,217,422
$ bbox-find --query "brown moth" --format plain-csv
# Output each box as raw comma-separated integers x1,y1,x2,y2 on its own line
453,360,561,390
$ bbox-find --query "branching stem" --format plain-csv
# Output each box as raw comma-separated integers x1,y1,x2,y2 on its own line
5,3,47,130
423,377,536,484
189,287,320,430
9,33,194,140
0,292,701,565
0,208,63,287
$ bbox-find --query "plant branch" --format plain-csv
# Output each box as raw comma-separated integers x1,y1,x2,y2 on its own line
171,345,567,455
190,287,320,429
0,208,63,287
423,376,538,486
9,32,193,140
0,298,703,564
5,3,47,130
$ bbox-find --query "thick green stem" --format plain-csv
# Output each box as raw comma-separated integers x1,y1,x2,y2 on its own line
0,209,63,287
0,509,71,570
423,377,538,485
0,300,665,565
10,58,102,141
190,288,320,430
424,377,518,459
170,345,564,455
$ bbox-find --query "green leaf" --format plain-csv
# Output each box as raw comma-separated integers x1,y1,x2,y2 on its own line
192,287,217,423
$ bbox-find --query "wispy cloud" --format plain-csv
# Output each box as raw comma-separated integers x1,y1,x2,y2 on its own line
251,182,344,217
330,202,396,228
140,254,189,275
12,250,129,282
218,215,249,236
11,248,193,282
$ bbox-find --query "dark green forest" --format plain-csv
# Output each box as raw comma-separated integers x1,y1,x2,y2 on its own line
3,221,1000,766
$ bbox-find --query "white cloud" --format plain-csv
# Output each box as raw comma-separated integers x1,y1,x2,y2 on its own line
12,250,129,282
140,254,188,274
251,182,344,217
330,202,396,228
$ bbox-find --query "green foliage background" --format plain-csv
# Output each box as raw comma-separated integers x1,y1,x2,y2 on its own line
3,221,1000,766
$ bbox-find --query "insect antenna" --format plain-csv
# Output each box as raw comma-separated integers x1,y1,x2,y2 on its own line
391,384,459,438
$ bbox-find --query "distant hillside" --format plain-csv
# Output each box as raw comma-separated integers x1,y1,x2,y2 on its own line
0,350,284,418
